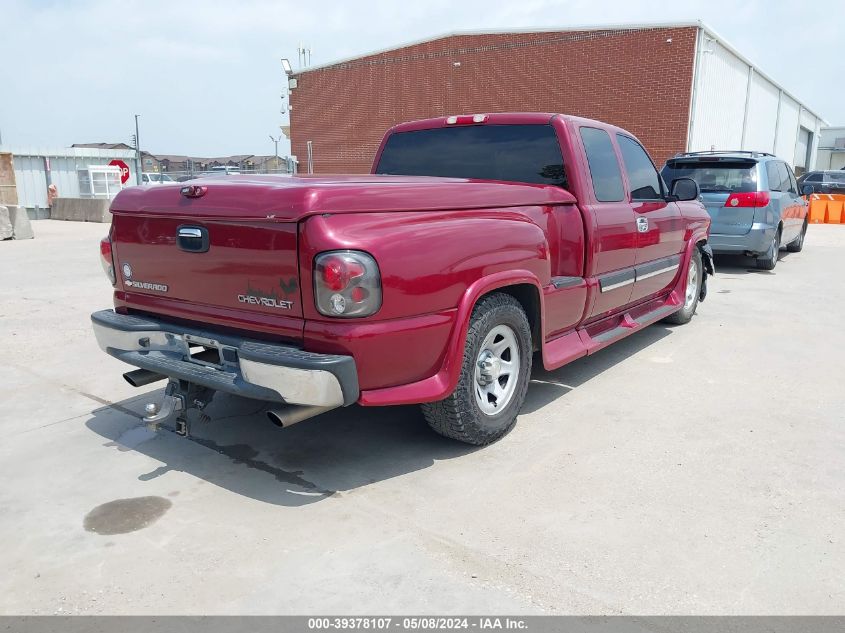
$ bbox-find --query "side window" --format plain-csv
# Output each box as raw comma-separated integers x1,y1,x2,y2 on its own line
777,162,795,194
806,173,823,182
616,134,662,200
579,127,624,202
784,164,798,194
766,162,783,192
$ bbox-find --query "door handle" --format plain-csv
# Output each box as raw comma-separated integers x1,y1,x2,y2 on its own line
177,227,203,239
636,217,649,233
176,226,209,253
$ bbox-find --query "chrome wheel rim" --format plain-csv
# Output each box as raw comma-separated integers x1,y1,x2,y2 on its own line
474,324,520,416
683,259,698,310
771,233,780,261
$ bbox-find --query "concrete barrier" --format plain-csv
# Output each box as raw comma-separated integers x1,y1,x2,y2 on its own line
0,206,11,239
8,205,34,239
51,198,111,223
0,205,34,239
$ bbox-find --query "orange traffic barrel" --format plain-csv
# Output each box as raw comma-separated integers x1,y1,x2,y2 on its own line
806,194,845,224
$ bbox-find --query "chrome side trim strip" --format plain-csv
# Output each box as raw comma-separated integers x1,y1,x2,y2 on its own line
601,277,635,292
637,263,679,281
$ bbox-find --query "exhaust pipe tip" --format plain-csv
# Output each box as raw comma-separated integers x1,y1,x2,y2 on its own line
267,410,286,427
123,368,167,388
267,405,335,428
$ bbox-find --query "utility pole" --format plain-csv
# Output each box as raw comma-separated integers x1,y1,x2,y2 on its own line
269,135,282,173
134,114,141,185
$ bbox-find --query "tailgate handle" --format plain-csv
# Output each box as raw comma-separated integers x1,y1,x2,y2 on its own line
177,226,209,253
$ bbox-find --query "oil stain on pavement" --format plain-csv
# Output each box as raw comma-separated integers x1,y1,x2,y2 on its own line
83,496,172,535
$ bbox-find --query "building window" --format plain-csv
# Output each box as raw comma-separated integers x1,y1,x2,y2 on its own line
77,166,122,198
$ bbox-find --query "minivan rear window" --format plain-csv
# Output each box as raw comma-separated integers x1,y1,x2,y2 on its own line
375,124,567,188
661,160,758,193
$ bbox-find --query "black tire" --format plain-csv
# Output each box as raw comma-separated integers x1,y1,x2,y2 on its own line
663,249,703,325
786,219,808,253
756,228,781,270
421,293,532,445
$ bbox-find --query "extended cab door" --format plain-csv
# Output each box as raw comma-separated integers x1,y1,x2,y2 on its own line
577,126,638,318
616,134,686,303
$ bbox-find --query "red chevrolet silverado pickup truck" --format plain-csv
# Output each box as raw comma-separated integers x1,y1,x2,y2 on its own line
93,113,712,445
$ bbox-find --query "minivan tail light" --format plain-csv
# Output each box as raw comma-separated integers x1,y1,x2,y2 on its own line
314,251,381,317
724,191,770,208
99,236,116,285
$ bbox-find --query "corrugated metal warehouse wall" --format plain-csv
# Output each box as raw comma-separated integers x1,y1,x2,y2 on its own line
688,27,823,171
13,155,49,208
0,147,139,209
744,72,780,151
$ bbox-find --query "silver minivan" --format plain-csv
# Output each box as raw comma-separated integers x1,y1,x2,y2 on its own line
661,151,809,270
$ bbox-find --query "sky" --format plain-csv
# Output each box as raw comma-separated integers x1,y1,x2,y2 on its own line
0,0,842,158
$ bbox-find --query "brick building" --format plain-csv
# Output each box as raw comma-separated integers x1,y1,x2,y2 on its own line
288,21,824,175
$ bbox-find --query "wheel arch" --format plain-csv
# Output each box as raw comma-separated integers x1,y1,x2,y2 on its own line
358,270,545,406
482,283,542,352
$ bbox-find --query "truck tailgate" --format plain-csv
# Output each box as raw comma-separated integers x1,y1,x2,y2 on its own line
111,213,303,338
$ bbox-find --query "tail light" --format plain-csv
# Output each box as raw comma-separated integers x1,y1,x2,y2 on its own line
724,191,770,208
314,251,381,317
99,236,116,285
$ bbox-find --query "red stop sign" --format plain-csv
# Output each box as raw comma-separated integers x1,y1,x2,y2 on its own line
109,159,131,184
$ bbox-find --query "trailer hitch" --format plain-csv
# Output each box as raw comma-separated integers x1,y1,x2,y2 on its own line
143,379,215,437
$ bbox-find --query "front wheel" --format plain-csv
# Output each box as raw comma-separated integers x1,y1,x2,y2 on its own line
663,249,703,325
422,293,532,445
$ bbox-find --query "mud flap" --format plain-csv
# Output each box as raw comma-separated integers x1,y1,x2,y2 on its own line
698,242,715,302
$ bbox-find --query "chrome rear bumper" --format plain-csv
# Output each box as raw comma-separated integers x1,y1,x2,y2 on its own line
90,310,358,407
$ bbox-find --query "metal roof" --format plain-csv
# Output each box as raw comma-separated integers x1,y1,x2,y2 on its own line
293,20,825,123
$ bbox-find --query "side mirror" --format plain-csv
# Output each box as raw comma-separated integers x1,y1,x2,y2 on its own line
670,177,700,202
801,184,814,196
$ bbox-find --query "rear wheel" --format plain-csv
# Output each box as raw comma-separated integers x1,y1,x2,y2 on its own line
786,219,808,253
421,293,532,446
756,228,781,270
663,249,702,325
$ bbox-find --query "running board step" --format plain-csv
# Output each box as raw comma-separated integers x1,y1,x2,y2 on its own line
589,304,677,346
542,300,680,370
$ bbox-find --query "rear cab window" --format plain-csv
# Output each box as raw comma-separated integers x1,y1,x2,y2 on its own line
375,124,567,188
662,159,759,194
